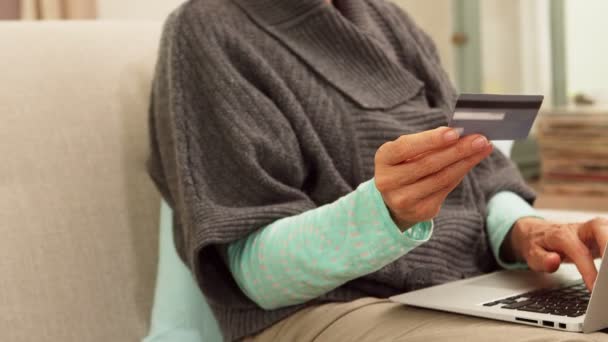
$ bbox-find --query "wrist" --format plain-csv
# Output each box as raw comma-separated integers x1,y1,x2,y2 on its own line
387,207,416,232
500,228,518,263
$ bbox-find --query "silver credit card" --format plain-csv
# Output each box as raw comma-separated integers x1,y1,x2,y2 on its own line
449,94,544,141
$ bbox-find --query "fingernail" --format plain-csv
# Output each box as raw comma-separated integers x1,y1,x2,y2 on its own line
472,136,489,150
443,129,459,142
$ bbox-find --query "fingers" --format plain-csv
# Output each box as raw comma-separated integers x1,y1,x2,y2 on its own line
376,127,460,165
383,143,493,224
582,217,608,258
403,143,493,198
525,246,561,273
544,225,598,291
398,184,451,223
374,127,493,230
394,134,492,185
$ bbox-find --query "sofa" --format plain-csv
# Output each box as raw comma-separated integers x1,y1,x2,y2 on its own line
1,21,163,342
2,21,605,342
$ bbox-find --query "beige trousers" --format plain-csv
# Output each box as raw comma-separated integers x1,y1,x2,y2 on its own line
247,297,608,342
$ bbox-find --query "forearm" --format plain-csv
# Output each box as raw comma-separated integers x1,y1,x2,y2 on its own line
224,179,433,310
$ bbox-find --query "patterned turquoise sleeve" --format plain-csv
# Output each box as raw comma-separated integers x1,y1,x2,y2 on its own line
225,179,433,310
487,191,544,270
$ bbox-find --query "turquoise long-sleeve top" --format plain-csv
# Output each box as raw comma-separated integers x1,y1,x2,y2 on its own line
222,179,538,310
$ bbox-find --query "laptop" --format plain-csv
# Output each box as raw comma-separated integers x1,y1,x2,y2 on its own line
390,242,608,333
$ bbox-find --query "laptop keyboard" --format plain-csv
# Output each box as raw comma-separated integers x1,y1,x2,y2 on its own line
482,280,589,317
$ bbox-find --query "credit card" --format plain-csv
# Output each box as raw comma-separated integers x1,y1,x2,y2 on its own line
449,94,544,140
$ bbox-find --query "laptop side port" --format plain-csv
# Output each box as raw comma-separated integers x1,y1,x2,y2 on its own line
542,321,554,327
559,323,567,329
515,317,537,324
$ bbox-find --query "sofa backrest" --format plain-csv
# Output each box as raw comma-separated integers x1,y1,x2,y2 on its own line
0,21,162,342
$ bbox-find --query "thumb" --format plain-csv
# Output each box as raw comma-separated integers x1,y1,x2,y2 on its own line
527,247,561,273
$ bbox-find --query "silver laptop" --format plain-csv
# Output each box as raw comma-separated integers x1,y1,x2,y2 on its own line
390,245,608,333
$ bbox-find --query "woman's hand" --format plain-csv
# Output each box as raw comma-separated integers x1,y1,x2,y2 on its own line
374,126,494,231
504,217,608,291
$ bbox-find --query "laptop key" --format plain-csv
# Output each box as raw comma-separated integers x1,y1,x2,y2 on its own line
502,300,534,309
518,306,546,313
519,303,546,311
527,303,545,309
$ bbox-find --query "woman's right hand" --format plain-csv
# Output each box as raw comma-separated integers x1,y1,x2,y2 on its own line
374,127,494,231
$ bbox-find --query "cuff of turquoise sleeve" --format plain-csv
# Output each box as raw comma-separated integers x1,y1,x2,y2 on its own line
487,191,543,270
365,179,434,250
403,220,433,242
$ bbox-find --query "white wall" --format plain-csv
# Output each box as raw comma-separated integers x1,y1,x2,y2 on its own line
565,0,608,105
97,0,185,20
479,0,552,108
518,0,552,105
480,0,523,94
392,0,454,78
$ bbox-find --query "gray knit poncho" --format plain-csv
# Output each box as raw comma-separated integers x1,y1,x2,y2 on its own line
146,0,536,340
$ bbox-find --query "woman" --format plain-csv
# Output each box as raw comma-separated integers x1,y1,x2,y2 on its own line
147,0,608,341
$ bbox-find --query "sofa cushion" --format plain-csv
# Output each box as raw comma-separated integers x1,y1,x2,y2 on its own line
0,21,162,342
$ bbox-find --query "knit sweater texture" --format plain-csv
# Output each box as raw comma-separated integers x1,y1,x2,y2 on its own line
146,0,536,340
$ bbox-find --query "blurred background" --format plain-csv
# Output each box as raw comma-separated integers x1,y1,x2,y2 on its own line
1,0,606,208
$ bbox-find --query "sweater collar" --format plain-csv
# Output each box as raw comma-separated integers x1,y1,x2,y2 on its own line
232,0,369,28
232,0,423,110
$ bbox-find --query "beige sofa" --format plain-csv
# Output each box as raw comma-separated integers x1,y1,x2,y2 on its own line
0,21,162,342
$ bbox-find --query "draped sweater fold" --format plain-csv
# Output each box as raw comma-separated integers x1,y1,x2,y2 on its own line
146,0,536,340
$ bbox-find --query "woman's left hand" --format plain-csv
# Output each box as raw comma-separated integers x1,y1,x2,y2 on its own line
503,217,608,291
